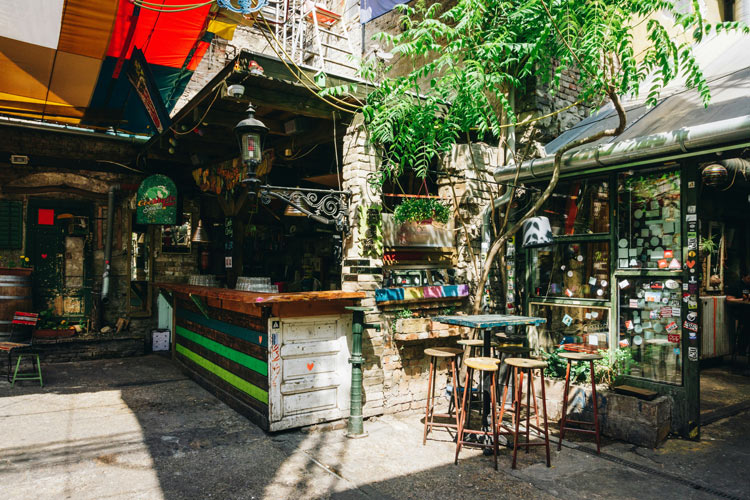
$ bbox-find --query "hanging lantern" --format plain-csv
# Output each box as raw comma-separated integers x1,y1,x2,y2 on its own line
702,163,729,187
234,103,268,190
521,216,554,248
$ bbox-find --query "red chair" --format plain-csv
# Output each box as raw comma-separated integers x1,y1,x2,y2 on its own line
0,312,42,386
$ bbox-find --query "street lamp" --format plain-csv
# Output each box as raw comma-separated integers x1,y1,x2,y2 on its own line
235,103,268,191
233,102,351,232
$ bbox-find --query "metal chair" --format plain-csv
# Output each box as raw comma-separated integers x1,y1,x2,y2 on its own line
0,312,42,386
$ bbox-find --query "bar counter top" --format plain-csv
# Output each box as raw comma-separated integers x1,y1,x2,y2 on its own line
157,283,365,305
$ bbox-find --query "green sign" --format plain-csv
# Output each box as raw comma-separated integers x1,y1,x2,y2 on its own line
136,174,177,225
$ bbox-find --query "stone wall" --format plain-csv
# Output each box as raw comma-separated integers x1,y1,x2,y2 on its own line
0,334,146,374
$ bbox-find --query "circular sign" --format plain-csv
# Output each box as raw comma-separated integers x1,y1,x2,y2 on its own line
633,335,643,345
596,289,604,296
618,239,629,248
634,209,643,219
567,270,574,277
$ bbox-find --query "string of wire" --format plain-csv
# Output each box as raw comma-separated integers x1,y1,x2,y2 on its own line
256,12,362,110
252,18,357,114
171,85,222,135
131,0,216,13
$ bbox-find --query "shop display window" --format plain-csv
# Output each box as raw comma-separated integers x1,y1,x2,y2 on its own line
617,170,682,270
530,241,611,299
617,277,683,385
530,302,610,352
539,177,609,235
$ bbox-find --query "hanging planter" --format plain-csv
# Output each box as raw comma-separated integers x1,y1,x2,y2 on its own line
393,198,451,225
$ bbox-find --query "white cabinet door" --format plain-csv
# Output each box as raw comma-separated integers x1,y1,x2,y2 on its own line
268,314,351,431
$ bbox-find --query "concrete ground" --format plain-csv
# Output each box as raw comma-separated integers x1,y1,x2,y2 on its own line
1,355,748,500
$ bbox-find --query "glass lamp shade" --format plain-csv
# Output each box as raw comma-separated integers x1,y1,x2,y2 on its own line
234,104,268,166
241,132,262,163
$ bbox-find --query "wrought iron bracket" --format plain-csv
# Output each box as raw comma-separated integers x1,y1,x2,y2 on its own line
258,185,350,233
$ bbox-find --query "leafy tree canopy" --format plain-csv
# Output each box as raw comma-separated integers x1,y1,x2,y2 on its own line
341,0,748,185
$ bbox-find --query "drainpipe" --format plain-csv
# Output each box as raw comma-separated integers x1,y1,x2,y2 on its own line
494,114,750,183
101,184,120,305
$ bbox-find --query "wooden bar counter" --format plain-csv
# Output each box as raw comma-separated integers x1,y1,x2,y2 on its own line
158,283,365,431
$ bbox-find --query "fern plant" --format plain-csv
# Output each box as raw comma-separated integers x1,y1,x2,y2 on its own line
393,198,451,224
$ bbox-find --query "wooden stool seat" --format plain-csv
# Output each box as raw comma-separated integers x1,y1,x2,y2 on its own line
504,358,546,370
423,346,462,445
496,346,532,355
455,355,500,469
465,357,500,371
0,342,27,351
424,347,463,357
559,351,603,361
457,339,500,347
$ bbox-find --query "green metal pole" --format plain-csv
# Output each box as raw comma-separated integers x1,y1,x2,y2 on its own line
345,306,379,438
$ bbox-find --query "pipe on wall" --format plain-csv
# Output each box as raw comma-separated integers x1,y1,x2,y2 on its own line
494,115,750,183
101,184,121,304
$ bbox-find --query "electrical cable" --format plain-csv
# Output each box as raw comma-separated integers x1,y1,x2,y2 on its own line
131,0,215,13
256,12,363,109
171,86,222,135
253,22,357,114
332,111,342,191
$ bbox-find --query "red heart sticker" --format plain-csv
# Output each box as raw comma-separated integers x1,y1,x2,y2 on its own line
41,253,48,259
306,362,315,371
686,260,695,269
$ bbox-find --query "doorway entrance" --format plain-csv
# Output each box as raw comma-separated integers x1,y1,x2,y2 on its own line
26,199,94,323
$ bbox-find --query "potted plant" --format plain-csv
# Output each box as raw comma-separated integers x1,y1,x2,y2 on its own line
393,198,451,225
0,254,32,276
32,309,76,339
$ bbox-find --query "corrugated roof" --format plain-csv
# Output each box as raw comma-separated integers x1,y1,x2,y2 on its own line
544,32,750,156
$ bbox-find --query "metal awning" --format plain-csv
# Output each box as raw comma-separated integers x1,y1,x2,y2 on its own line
496,33,750,182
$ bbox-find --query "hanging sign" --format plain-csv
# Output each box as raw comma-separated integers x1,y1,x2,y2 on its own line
136,174,177,224
127,47,172,133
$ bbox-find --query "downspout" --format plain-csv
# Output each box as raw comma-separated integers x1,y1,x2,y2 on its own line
101,184,120,304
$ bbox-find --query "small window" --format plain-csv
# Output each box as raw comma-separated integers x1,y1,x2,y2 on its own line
0,201,23,249
538,177,610,236
617,169,681,270
530,241,611,299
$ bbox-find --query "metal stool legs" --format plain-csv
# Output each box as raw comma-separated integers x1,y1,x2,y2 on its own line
423,352,461,444
498,364,551,469
558,358,600,454
11,352,43,387
455,362,499,470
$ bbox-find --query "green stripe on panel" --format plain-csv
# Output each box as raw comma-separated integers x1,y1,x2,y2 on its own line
176,308,267,347
176,344,269,404
176,325,268,376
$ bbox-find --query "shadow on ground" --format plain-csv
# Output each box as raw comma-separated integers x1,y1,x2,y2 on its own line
0,355,748,499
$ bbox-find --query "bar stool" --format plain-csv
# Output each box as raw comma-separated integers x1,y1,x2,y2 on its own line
498,357,551,469
454,356,500,470
557,351,603,454
457,338,499,358
423,347,463,444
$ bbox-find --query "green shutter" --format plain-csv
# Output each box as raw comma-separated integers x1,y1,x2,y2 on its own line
0,201,23,249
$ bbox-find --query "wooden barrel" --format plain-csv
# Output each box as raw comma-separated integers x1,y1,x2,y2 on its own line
0,273,33,341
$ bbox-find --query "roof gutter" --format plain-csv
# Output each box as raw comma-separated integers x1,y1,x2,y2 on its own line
494,114,750,182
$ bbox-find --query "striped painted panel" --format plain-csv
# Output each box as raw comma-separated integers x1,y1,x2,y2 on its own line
176,343,269,405
176,325,267,376
176,308,267,348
